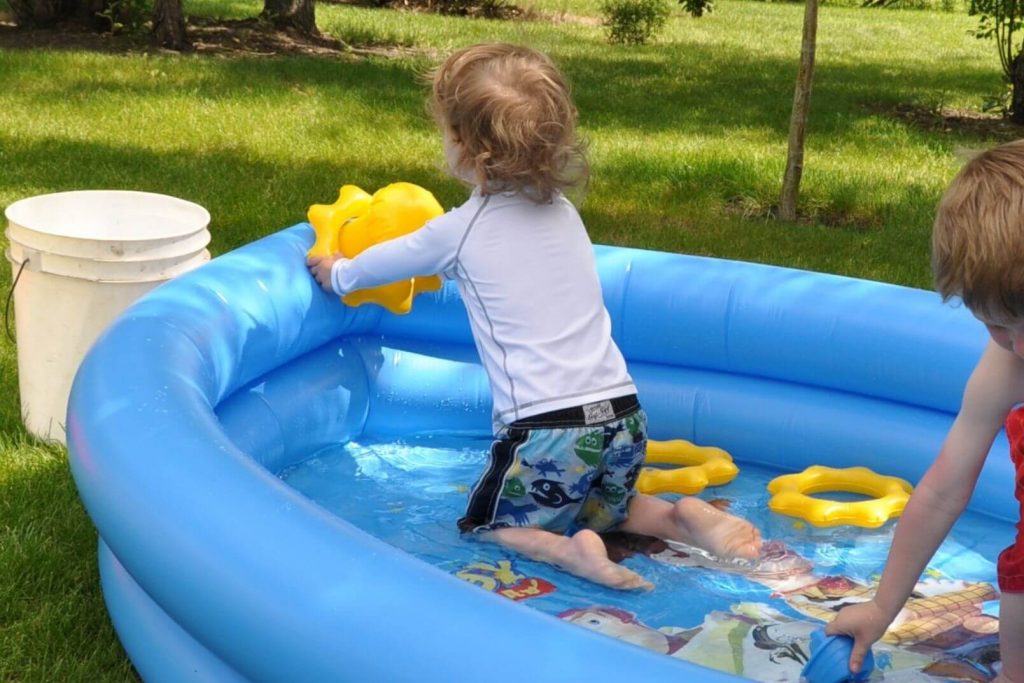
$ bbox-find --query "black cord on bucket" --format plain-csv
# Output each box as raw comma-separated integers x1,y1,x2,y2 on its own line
5,259,28,344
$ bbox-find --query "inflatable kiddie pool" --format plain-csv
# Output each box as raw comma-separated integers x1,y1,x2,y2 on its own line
66,223,1016,682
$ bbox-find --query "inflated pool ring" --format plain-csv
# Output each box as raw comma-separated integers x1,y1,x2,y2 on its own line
636,439,739,495
767,465,913,528
68,225,1018,682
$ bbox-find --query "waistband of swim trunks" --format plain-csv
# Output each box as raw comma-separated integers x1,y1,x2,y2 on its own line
509,394,640,429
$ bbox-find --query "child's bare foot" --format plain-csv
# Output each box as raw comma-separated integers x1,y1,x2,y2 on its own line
672,497,762,561
483,527,653,591
558,529,654,591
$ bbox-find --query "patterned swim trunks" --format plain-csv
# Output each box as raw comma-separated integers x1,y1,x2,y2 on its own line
458,395,647,535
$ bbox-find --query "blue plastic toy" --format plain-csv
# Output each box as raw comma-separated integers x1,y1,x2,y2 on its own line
801,628,875,683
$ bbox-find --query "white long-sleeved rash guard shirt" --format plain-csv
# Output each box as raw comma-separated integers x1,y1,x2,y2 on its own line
331,188,636,428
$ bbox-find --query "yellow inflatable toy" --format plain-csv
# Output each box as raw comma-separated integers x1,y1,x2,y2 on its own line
307,182,444,315
636,440,740,495
767,465,913,528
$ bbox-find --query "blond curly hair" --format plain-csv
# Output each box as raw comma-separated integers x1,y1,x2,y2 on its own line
430,43,588,204
932,140,1024,324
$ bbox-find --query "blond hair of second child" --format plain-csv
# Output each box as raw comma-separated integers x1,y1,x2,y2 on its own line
827,141,1024,683
308,42,762,590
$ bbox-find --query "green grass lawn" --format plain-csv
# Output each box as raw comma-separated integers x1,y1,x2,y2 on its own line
0,0,1011,678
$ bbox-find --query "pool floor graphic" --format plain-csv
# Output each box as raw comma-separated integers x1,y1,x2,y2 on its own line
446,532,1001,682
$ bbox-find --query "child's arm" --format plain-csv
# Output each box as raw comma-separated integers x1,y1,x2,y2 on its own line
307,213,461,295
826,338,1024,672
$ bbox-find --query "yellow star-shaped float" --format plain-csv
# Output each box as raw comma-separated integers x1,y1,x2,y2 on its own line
307,182,444,314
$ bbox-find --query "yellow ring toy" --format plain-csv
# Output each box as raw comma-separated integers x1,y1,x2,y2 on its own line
636,439,739,495
767,465,913,528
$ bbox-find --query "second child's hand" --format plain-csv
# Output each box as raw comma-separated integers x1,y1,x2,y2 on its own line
825,600,889,673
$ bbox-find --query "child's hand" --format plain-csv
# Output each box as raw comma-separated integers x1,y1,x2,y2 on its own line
825,600,889,673
307,254,343,294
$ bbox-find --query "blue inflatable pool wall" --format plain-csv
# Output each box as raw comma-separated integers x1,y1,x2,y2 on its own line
67,224,1013,682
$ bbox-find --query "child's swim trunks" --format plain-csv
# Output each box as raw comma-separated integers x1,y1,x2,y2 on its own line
458,395,647,535
999,406,1024,592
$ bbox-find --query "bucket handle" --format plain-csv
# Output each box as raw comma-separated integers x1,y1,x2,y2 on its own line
5,258,28,343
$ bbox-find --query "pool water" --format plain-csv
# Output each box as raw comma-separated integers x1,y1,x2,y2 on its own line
280,435,1009,682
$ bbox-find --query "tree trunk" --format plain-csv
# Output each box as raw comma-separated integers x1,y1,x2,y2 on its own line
1011,52,1024,125
260,0,317,35
9,0,104,27
152,0,189,50
8,0,64,26
779,0,819,222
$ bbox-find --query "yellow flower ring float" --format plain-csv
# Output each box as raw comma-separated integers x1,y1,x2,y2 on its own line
307,182,444,315
767,465,913,528
636,440,740,495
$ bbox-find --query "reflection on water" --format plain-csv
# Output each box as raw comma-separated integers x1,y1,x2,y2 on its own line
281,436,1008,682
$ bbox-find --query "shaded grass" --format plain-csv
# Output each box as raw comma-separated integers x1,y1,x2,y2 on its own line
0,0,1010,677
0,436,137,682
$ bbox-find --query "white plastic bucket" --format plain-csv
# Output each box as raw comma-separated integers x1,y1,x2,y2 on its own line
4,190,211,444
